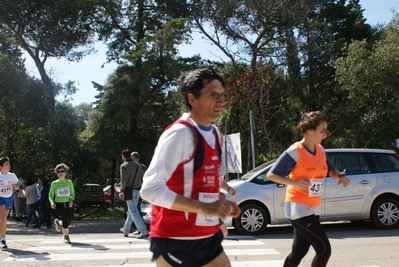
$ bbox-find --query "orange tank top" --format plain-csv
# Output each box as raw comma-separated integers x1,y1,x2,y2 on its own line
285,142,328,207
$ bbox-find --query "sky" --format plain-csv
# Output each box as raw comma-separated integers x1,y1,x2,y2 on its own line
23,0,398,106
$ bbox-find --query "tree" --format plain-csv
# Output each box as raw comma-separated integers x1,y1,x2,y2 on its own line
190,0,321,71
0,31,54,177
334,14,399,149
0,0,98,108
95,0,191,64
223,62,292,171
88,0,203,176
293,0,373,113
189,0,323,168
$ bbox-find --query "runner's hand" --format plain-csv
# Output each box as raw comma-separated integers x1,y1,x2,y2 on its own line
296,179,310,191
337,175,350,187
204,198,241,221
228,187,237,197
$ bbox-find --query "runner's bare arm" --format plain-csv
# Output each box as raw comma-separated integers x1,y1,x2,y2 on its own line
171,194,240,220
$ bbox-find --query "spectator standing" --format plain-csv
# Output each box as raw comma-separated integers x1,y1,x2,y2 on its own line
131,152,147,172
24,177,41,228
49,164,75,244
39,178,52,229
36,178,44,226
119,149,149,239
11,190,22,221
37,177,43,192
130,151,146,215
0,157,20,250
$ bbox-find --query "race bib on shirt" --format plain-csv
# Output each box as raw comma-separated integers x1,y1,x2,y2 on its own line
308,178,324,197
0,179,14,197
57,187,71,197
0,185,12,196
195,192,220,226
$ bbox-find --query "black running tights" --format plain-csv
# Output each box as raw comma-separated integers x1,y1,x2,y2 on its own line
283,215,331,267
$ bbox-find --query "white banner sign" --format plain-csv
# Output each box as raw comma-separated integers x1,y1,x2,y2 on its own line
225,133,242,173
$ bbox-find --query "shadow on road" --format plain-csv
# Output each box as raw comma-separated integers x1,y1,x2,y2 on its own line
229,220,399,239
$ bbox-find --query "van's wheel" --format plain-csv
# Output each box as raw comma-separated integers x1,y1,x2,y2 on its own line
234,203,268,235
371,198,399,229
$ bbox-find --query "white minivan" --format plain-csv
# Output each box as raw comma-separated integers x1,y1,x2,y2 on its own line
224,149,399,235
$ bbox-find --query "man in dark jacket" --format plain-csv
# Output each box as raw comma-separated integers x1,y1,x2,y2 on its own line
130,151,147,214
39,178,52,229
119,149,148,239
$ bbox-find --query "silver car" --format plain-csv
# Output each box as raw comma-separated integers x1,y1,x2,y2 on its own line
224,148,399,235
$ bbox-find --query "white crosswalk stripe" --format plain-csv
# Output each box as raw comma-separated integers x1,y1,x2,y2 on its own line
3,234,283,266
2,234,380,267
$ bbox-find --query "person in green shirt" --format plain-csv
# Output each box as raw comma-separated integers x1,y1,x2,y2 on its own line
49,163,75,244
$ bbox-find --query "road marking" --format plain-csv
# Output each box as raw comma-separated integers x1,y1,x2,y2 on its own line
4,248,278,261
4,234,380,267
39,238,148,244
25,239,266,251
79,261,286,267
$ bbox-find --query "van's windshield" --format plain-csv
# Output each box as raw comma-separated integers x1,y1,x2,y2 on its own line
241,160,276,181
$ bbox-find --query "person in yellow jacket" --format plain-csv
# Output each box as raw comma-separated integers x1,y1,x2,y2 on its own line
267,111,350,267
49,163,75,244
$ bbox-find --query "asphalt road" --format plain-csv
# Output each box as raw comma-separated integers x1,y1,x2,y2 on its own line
1,219,398,267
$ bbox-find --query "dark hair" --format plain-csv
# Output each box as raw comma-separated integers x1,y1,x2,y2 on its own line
41,178,49,187
122,149,131,158
295,111,327,134
25,177,34,186
131,151,140,159
0,157,10,166
54,163,69,173
178,66,225,110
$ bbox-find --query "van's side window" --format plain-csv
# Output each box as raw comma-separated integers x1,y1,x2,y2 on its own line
328,153,369,175
371,154,399,172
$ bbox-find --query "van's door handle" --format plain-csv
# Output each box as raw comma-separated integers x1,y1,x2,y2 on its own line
359,180,371,185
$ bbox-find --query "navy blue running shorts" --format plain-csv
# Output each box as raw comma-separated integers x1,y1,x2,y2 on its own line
150,230,224,267
0,196,13,210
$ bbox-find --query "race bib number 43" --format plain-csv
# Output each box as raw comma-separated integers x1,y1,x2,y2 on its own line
57,187,71,197
195,192,219,226
308,178,324,197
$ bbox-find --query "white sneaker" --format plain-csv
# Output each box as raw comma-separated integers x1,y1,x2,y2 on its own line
54,219,62,232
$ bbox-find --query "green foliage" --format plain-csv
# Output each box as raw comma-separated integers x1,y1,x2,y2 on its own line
87,1,204,177
95,0,191,63
222,62,294,171
0,40,52,178
334,16,399,149
1,0,398,182
293,0,373,112
0,0,97,59
0,0,98,107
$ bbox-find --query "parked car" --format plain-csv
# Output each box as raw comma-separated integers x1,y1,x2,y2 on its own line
103,183,121,201
142,203,152,225
223,148,399,235
74,183,105,212
106,178,120,186
103,183,125,207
